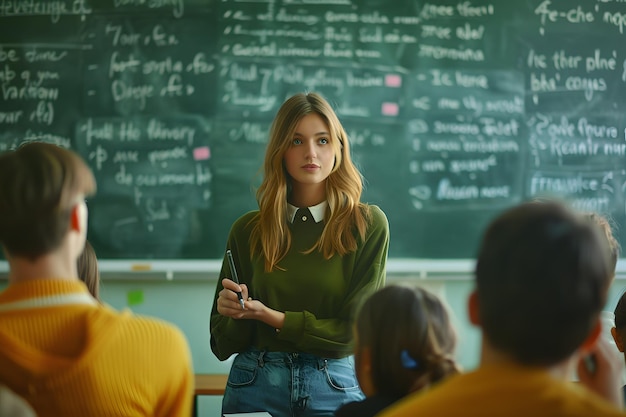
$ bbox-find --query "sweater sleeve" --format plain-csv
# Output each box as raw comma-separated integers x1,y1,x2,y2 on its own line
209,214,256,361
277,205,390,354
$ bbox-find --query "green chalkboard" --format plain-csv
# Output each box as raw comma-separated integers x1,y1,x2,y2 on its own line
2,0,626,261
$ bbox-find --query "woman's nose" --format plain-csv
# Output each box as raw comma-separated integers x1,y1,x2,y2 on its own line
304,141,317,157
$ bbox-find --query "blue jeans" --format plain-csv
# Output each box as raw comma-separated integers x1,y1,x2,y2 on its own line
222,349,364,417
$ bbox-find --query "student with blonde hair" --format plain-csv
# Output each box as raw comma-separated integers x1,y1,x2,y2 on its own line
0,142,193,417
335,284,459,417
210,92,390,417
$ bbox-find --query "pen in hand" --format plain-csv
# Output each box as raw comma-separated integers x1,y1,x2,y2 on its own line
226,249,245,310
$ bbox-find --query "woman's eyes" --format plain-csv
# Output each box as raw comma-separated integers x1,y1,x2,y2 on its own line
291,138,329,145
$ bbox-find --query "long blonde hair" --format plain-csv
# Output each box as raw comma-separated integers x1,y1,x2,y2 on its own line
251,92,370,271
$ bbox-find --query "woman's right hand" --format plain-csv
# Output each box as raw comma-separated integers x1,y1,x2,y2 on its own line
216,278,249,318
216,279,285,330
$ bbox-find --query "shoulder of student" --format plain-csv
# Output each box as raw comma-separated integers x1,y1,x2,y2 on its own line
102,306,191,352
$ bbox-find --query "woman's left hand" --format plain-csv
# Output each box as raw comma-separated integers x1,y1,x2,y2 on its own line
239,296,286,331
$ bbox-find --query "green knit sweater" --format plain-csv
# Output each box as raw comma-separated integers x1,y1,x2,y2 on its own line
210,204,389,360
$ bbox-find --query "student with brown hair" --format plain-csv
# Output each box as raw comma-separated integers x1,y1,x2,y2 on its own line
335,284,459,417
210,92,390,417
381,201,624,417
76,239,100,301
0,142,193,417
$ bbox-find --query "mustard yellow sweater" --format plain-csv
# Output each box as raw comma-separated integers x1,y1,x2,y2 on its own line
379,363,624,417
0,280,193,417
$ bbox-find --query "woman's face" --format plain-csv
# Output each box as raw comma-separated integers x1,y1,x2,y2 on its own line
283,113,336,197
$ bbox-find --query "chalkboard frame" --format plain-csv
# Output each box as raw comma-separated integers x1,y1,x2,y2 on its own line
0,258,474,279
2,259,626,280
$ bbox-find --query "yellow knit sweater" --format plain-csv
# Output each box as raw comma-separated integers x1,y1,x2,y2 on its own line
0,279,193,417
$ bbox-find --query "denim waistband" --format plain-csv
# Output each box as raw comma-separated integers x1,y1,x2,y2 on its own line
243,348,352,369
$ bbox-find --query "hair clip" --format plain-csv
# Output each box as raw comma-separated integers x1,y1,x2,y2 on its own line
400,350,420,370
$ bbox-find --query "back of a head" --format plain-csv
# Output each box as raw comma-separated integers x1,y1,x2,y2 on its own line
475,201,613,366
355,284,459,399
0,142,96,260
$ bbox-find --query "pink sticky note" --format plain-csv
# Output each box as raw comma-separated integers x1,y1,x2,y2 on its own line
385,74,402,87
193,146,211,160
381,102,399,116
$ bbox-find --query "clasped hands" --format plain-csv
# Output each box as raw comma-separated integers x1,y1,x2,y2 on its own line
217,278,260,319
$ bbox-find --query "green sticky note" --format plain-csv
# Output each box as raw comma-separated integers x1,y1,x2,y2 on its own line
127,290,144,306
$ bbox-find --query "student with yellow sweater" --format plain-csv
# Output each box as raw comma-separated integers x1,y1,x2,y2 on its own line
210,92,389,417
380,201,625,417
0,142,193,417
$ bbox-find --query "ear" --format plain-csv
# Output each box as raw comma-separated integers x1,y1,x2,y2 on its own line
611,327,625,352
69,201,86,233
579,319,602,354
468,290,481,326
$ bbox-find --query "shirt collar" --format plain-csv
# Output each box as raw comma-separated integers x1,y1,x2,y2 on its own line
287,201,328,223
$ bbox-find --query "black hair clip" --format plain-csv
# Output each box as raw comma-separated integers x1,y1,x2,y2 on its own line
401,350,420,370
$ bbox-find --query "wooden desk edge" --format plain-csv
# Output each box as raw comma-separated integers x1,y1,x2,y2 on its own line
194,374,228,396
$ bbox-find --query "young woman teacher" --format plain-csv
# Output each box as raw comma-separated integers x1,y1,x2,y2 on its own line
210,92,390,417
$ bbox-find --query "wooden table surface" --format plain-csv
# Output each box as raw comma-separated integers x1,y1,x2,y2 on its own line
194,374,228,395
193,374,228,417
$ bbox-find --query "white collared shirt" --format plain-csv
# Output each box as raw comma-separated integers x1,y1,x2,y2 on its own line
287,201,327,224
